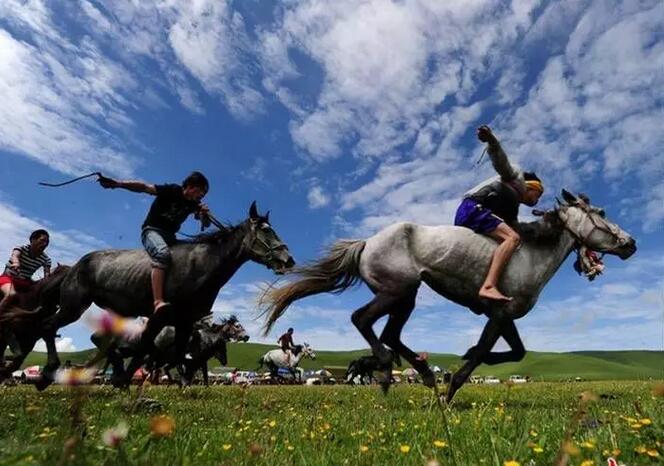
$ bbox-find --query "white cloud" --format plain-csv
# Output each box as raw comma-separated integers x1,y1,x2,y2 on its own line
307,185,330,209
34,337,77,353
0,197,108,273
168,0,264,120
0,28,137,176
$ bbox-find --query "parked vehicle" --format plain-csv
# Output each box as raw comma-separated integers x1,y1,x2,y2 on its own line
483,375,501,384
20,365,42,384
508,375,528,384
469,375,483,384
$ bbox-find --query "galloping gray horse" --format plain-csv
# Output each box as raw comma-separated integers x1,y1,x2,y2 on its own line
261,191,636,400
39,202,293,388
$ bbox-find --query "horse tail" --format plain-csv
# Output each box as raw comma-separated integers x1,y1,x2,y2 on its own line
260,239,366,335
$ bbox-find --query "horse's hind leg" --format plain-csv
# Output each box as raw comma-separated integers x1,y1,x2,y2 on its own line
447,317,502,403
351,294,410,392
378,291,436,388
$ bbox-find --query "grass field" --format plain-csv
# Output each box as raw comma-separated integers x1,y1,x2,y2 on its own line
1,381,662,465
20,346,664,381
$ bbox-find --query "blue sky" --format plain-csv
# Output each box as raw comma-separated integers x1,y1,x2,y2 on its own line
0,0,662,354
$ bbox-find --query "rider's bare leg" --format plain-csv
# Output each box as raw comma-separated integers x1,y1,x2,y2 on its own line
151,267,170,311
0,283,17,322
480,223,520,302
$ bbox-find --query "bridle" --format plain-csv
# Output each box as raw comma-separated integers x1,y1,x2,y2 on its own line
243,221,288,265
560,201,627,249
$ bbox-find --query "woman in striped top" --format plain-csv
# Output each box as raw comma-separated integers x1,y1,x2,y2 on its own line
0,229,51,319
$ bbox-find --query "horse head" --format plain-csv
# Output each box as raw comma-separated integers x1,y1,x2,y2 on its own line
302,342,316,360
556,189,637,260
218,314,249,342
241,201,295,275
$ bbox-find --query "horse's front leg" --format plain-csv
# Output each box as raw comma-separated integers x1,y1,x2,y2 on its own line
35,333,60,391
461,319,526,365
447,317,503,403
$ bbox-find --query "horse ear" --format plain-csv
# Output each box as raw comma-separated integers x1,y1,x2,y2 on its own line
265,210,270,223
249,201,259,219
561,189,578,205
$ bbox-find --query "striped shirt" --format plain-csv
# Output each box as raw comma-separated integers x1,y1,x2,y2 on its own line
4,245,51,280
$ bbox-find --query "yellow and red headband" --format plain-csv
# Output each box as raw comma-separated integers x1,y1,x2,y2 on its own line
525,180,544,193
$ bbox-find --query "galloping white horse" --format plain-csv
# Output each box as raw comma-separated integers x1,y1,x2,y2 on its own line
257,343,316,381
261,190,636,400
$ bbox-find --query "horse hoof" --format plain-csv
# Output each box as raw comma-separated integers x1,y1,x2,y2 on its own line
111,374,130,389
380,380,391,394
35,377,52,392
422,373,436,388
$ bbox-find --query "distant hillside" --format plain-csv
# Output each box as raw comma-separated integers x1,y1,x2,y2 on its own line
20,344,663,381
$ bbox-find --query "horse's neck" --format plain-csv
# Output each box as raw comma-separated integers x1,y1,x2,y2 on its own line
523,227,576,292
291,352,304,365
201,226,249,288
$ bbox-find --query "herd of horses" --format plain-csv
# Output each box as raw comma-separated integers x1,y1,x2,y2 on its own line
0,192,636,401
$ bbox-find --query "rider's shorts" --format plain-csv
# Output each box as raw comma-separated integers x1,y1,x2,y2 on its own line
454,198,502,234
141,228,175,269
0,274,33,293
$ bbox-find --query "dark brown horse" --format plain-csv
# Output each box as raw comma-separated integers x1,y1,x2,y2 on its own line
0,265,70,380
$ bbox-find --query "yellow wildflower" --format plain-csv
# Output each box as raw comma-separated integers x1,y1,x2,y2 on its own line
360,445,369,452
222,444,232,451
562,442,580,456
503,461,520,466
635,445,647,454
400,445,411,453
580,461,594,466
269,420,277,428
639,418,652,425
433,440,447,448
646,449,660,458
580,440,596,449
150,415,175,438
533,447,543,453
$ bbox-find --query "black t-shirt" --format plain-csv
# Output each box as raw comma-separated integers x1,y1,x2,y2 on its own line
142,184,199,234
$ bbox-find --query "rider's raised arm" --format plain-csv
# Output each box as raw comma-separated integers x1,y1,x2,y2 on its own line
478,125,520,183
487,141,519,183
99,178,157,195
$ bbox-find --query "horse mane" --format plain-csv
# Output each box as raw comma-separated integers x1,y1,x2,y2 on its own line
515,209,563,244
182,221,240,244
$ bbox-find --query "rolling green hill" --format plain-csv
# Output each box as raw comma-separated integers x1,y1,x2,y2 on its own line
16,344,663,381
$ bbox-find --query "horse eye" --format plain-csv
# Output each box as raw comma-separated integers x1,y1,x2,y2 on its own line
597,209,606,218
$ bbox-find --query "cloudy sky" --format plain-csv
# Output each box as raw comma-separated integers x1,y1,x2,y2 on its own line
1,0,662,354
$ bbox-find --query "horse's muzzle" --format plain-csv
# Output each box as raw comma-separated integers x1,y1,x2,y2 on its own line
617,238,637,259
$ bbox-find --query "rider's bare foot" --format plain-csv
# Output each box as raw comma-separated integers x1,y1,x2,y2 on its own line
479,286,513,302
416,352,429,361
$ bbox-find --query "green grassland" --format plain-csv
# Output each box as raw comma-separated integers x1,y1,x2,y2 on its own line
0,382,662,465
20,345,664,381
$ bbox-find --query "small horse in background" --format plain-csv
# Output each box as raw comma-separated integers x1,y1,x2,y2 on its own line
0,265,70,381
93,314,249,387
257,343,316,382
345,354,401,385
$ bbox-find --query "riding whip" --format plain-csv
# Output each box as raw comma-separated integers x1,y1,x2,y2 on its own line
38,172,114,187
